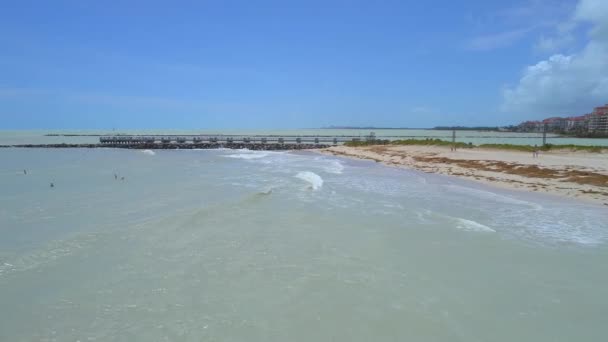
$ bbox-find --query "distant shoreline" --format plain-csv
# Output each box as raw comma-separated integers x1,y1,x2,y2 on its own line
322,127,608,138
320,127,431,130
322,126,502,131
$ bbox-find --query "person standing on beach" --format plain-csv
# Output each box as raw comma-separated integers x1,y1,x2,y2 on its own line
533,145,538,158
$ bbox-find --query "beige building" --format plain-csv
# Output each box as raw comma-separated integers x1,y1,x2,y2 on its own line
588,105,608,133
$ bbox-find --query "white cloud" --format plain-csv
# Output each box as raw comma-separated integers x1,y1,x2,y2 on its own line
496,0,572,24
467,28,532,51
465,1,574,52
534,33,574,52
502,0,608,117
574,0,608,40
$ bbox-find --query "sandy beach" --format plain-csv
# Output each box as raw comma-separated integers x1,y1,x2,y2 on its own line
320,145,608,205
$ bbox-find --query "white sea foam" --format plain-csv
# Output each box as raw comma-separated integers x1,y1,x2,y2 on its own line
295,171,324,190
226,153,269,160
455,218,496,232
257,187,273,195
324,160,345,174
444,184,542,210
509,214,606,246
141,150,156,156
223,149,285,160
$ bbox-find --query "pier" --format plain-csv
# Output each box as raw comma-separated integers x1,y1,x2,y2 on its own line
0,134,378,150
95,134,379,150
99,134,370,145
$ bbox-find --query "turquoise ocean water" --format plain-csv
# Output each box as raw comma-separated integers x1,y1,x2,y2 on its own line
1,144,607,341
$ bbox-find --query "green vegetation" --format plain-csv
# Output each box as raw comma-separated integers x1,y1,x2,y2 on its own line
344,138,471,148
390,139,471,148
344,139,606,152
343,140,391,147
542,144,605,152
478,144,536,152
480,143,605,152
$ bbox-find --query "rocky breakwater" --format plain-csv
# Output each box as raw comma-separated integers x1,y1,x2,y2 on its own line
2,143,331,150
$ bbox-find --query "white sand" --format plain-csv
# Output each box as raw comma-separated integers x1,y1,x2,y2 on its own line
320,145,608,205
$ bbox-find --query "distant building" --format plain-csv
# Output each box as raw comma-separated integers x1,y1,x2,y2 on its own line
593,105,608,115
542,117,567,132
514,102,607,135
589,105,608,133
516,120,543,132
565,115,589,132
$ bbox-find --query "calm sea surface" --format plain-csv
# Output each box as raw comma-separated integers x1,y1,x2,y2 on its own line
1,129,608,146
0,146,607,341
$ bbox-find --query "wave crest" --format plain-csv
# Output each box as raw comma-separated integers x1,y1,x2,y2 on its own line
456,218,495,232
295,171,324,190
225,152,269,160
325,160,345,174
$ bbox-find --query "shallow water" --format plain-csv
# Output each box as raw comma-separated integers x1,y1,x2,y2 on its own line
1,148,607,341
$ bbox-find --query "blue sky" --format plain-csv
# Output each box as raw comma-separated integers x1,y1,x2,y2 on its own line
1,0,607,129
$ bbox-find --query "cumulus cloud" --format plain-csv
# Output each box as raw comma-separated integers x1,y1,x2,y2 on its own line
502,0,608,117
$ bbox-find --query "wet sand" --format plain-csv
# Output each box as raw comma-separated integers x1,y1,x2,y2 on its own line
319,145,608,205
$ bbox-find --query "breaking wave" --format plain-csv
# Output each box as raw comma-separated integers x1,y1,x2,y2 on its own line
455,218,496,232
141,150,156,156
225,152,270,160
223,149,290,160
295,171,324,190
257,187,274,196
324,160,345,174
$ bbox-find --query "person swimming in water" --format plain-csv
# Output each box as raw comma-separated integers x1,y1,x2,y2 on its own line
23,169,27,175
114,173,118,180
50,182,54,188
